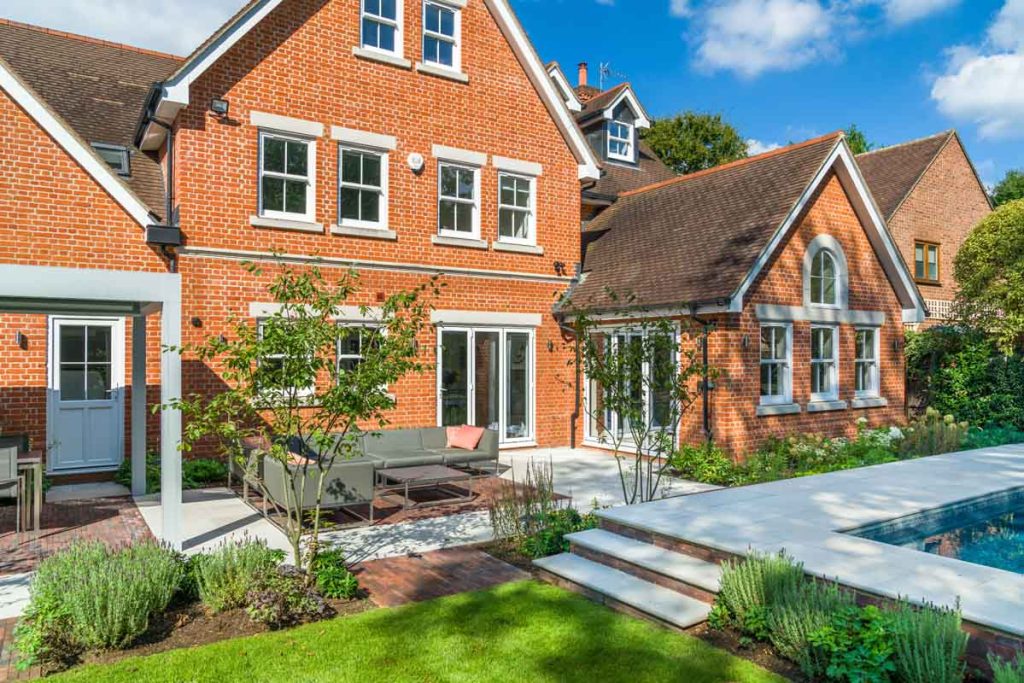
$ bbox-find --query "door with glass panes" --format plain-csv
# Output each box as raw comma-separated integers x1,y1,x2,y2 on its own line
437,328,533,444
48,318,125,472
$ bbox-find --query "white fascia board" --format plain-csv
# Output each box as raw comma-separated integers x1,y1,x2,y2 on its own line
433,144,488,166
601,87,652,129
0,59,155,228
331,126,398,150
546,64,583,112
251,111,324,137
162,0,285,106
483,0,600,180
493,156,543,176
432,310,542,327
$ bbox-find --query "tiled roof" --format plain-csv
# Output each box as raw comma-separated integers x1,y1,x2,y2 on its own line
584,141,677,201
571,133,842,312
0,19,182,219
856,131,954,220
575,82,628,122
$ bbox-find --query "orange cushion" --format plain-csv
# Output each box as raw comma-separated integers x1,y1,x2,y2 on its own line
447,425,485,451
287,453,313,466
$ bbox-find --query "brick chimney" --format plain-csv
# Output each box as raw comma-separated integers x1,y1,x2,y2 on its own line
578,62,588,88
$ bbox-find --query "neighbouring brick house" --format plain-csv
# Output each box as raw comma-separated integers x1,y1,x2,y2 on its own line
566,133,927,456
857,130,992,325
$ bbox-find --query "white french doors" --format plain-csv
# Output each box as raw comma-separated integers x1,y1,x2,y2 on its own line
47,317,125,472
437,327,534,445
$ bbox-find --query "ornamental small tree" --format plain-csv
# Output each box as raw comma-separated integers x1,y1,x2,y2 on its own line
567,293,715,504
954,199,1024,355
167,262,439,576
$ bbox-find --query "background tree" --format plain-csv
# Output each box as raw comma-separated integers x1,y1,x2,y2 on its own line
992,169,1024,207
567,293,715,504
954,200,1024,354
844,124,875,155
641,111,747,175
169,263,439,577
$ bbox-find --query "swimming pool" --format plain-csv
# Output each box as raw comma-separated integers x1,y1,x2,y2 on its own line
848,486,1024,574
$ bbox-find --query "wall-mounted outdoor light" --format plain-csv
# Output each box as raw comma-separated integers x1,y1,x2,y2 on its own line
210,98,230,117
15,331,27,350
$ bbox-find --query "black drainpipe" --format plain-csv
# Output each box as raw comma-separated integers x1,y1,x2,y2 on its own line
689,304,714,443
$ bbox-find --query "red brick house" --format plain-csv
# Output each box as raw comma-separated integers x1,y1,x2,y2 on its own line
857,131,992,325
567,133,927,456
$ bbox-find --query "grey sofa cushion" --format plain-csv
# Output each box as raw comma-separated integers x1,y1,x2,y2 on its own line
436,448,494,465
263,455,375,509
364,450,445,468
419,428,448,450
363,429,423,453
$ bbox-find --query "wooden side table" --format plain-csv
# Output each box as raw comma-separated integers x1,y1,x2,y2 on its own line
17,450,42,534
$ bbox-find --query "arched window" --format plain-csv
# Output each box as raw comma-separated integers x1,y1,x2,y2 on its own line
809,249,838,306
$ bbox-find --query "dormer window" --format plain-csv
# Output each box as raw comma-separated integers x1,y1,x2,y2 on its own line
92,143,130,177
607,120,633,162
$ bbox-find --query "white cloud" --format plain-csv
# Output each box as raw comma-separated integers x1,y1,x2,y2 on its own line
694,0,834,78
876,0,958,25
746,138,783,155
670,0,693,16
931,0,1024,139
2,0,240,56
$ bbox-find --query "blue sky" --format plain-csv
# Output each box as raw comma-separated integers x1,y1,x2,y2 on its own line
4,0,1021,185
514,0,1020,186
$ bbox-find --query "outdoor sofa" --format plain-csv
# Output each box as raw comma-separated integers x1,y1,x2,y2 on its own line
245,427,499,520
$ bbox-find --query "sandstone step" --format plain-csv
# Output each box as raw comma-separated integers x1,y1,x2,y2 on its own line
534,553,712,629
566,528,722,593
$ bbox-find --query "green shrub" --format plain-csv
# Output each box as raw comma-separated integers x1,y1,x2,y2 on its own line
244,565,328,627
14,542,184,668
312,547,360,600
670,443,736,485
900,408,969,458
767,579,854,679
520,507,599,559
196,539,284,613
116,454,228,494
990,652,1024,683
889,601,967,683
715,552,804,640
808,604,896,683
962,424,1024,450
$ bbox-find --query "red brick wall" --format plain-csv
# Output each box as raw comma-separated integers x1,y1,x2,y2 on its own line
888,136,990,318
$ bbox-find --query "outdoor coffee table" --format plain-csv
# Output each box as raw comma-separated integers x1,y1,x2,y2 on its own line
375,465,475,510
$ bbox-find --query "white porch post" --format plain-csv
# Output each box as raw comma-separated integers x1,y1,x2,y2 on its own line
160,291,183,550
131,314,148,496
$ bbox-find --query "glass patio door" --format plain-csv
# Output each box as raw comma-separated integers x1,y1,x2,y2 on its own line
438,328,534,444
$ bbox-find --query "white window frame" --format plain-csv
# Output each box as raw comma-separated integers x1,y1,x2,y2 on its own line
855,327,880,398
437,161,480,239
257,319,316,400
810,325,839,402
337,145,389,230
809,248,840,308
258,130,316,223
360,0,404,57
421,0,461,71
435,326,536,445
759,324,792,406
496,172,536,246
607,119,634,162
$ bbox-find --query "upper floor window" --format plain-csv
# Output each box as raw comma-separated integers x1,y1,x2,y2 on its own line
607,120,633,162
498,173,535,245
339,146,388,230
855,328,879,397
914,241,940,284
259,132,315,222
810,326,838,402
422,0,460,70
361,0,402,55
438,162,479,238
92,143,130,176
810,249,838,306
760,324,792,405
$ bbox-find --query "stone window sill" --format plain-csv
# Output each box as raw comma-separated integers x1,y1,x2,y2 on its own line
415,62,469,83
492,241,543,255
352,47,412,70
250,216,323,233
432,235,488,250
851,396,888,409
756,403,801,417
330,225,397,241
807,400,849,413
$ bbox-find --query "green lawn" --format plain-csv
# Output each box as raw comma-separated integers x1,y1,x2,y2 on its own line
52,581,784,683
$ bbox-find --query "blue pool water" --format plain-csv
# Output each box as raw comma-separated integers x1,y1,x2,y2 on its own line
849,487,1024,574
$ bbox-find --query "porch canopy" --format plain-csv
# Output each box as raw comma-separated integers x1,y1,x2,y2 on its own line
0,264,183,549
